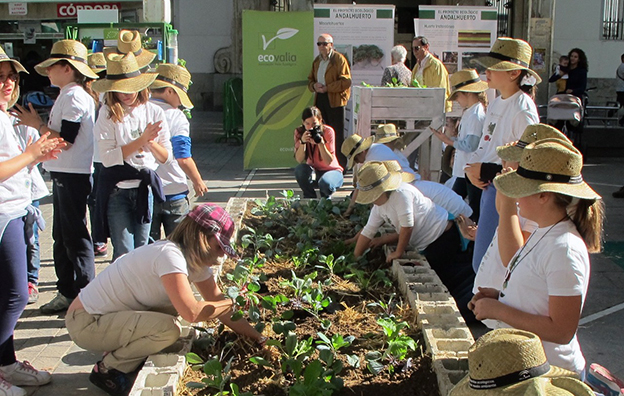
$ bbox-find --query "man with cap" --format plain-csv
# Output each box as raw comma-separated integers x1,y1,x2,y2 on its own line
149,63,208,240
308,34,352,169
65,203,266,396
411,36,452,112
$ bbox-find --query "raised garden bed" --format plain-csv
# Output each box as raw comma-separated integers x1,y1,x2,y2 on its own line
179,195,440,396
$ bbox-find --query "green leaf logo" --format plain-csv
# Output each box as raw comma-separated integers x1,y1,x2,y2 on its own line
262,28,298,50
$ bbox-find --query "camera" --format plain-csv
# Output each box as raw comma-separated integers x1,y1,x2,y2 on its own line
308,125,323,144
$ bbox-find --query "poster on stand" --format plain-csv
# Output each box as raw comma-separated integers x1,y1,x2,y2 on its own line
415,6,497,115
313,5,395,136
242,11,314,170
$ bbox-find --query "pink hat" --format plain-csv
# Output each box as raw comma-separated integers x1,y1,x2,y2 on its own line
187,204,237,258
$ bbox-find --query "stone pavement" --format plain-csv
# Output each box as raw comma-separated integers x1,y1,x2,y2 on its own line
16,111,624,395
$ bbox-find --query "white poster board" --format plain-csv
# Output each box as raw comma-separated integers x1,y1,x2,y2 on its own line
415,6,497,116
314,5,395,136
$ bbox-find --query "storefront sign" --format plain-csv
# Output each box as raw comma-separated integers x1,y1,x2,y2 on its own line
57,2,121,18
9,3,28,16
242,11,314,169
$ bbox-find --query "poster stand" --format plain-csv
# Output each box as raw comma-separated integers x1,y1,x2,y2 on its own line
353,86,446,181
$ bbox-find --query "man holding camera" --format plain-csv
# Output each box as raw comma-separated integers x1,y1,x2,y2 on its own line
308,33,352,169
294,106,344,198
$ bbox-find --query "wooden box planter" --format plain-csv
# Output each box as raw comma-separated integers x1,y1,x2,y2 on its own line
353,86,446,181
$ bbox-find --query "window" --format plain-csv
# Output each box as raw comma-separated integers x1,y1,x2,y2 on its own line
271,0,290,12
603,0,624,40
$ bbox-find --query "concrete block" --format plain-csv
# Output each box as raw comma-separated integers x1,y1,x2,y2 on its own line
129,370,178,396
412,292,454,305
433,358,469,396
143,354,186,378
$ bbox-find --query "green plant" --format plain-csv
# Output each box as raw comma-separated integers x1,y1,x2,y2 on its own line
367,293,398,318
412,78,427,88
185,351,252,395
302,284,331,316
289,359,342,396
385,77,407,88
280,270,317,306
292,246,319,270
345,267,392,291
365,317,417,374
265,332,315,376
316,253,348,278
240,226,281,257
252,195,283,217
226,255,267,323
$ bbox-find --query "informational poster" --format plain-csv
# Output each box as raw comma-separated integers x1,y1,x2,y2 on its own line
415,6,497,76
242,11,314,169
415,6,497,115
313,5,395,136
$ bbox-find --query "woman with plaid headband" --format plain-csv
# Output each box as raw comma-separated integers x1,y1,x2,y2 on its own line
65,203,265,396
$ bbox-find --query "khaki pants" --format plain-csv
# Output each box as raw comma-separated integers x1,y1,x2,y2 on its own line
66,308,181,373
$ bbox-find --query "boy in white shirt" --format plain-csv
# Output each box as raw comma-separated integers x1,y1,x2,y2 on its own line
149,64,207,240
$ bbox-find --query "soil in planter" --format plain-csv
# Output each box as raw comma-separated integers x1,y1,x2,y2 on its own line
180,198,440,396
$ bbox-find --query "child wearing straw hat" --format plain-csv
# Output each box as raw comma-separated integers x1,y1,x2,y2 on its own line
149,63,208,240
0,44,65,395
12,39,100,315
469,139,604,374
462,37,541,274
352,161,476,320
431,69,488,221
449,328,595,395
342,132,472,219
92,52,172,261
103,30,156,72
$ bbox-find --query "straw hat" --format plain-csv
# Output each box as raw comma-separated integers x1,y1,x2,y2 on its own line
355,161,416,204
449,328,592,396
103,30,156,70
497,124,572,163
91,52,157,94
494,139,600,200
374,124,399,144
88,52,106,73
150,63,193,109
35,40,98,79
448,69,489,101
342,134,374,169
476,37,542,84
0,45,27,74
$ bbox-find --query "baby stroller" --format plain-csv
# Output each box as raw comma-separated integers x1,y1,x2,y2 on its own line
547,93,584,151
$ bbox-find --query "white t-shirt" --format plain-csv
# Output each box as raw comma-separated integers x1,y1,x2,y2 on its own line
151,100,191,196
365,143,417,176
495,220,590,374
0,112,31,214
467,91,539,165
95,101,173,189
43,83,95,174
10,117,49,201
453,102,485,177
361,182,448,251
413,180,472,218
79,240,214,315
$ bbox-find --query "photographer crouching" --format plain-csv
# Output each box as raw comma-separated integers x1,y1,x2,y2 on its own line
294,106,344,198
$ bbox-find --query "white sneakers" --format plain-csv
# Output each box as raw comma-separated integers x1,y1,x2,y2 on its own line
0,376,26,396
0,361,51,395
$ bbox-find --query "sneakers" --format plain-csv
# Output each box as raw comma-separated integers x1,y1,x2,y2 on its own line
0,361,51,387
0,376,26,396
40,293,73,314
27,283,39,305
94,243,108,257
613,187,624,198
586,363,624,396
89,361,134,396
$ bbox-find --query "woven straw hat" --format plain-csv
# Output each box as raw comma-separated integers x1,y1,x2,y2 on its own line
35,40,99,79
0,45,27,74
150,63,193,109
91,52,157,94
494,138,600,200
342,134,374,169
103,30,156,70
374,124,399,144
449,328,592,396
497,124,571,163
448,69,489,101
355,160,415,204
88,52,106,73
476,37,542,84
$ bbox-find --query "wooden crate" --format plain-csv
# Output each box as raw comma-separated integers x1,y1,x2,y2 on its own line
353,86,446,181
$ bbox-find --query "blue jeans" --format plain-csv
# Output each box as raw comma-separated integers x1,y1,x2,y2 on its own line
150,196,189,241
26,200,40,284
472,184,499,273
108,188,153,261
294,164,343,198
